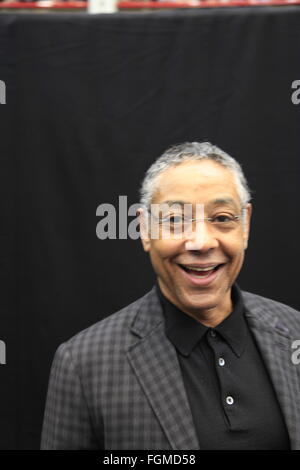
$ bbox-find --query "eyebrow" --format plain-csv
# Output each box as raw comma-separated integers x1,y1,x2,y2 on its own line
160,198,238,208
159,200,187,207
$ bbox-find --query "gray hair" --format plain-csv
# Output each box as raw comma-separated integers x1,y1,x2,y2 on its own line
139,142,252,213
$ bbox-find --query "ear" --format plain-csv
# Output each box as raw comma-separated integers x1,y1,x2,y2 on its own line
137,207,151,252
243,203,252,250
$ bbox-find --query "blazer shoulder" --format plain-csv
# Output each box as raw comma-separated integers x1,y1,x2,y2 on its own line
53,289,153,369
241,289,300,333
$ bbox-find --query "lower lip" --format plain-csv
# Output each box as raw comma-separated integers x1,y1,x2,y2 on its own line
178,264,224,287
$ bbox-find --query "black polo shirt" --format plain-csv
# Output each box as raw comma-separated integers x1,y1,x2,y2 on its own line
156,282,291,450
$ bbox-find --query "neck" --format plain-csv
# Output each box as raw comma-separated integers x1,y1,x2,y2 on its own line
158,281,233,328
183,298,233,327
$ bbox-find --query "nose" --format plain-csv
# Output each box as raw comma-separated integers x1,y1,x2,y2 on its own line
184,219,219,251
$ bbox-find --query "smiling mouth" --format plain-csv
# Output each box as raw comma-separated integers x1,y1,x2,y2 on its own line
178,264,224,278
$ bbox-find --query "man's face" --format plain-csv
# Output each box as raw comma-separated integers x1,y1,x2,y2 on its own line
140,159,252,321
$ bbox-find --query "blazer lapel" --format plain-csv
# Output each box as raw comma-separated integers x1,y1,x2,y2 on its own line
127,287,199,450
244,294,300,450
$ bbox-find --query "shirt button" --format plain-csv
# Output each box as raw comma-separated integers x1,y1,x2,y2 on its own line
210,329,216,338
218,357,225,367
226,396,234,405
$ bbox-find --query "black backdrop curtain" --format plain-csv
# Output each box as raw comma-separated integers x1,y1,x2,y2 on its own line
0,7,300,449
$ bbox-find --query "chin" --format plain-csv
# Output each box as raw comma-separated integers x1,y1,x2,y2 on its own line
179,292,219,312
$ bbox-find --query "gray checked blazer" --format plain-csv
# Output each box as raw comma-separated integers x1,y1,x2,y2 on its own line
41,285,300,450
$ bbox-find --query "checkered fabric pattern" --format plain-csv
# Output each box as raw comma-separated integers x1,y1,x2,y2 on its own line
41,286,300,449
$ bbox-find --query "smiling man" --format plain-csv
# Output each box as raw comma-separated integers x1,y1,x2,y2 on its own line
41,142,300,450
139,156,252,328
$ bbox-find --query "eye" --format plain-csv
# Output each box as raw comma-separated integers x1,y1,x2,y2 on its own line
212,214,235,223
168,215,184,224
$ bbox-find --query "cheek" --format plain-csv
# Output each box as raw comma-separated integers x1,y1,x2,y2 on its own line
229,243,246,269
225,231,245,253
222,237,246,267
149,240,181,269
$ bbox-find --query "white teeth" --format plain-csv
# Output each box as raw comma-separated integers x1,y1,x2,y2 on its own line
184,265,218,271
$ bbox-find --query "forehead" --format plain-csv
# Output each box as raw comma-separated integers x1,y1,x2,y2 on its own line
153,160,240,208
